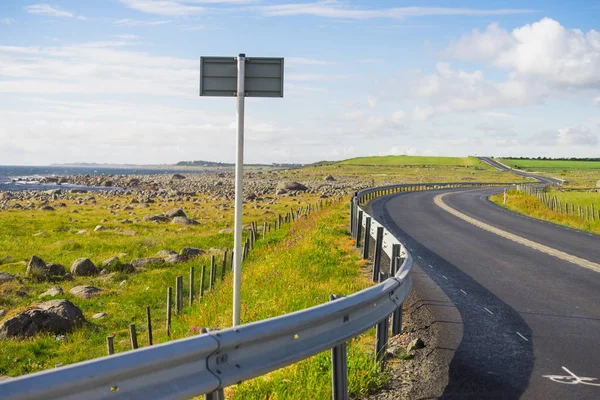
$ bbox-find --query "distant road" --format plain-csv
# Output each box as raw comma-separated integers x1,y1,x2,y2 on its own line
370,184,600,398
478,156,563,185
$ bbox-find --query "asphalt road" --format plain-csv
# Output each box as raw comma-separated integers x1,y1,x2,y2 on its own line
370,187,600,399
477,157,563,185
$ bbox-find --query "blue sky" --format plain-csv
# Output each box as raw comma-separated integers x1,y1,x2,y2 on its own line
1,1,599,165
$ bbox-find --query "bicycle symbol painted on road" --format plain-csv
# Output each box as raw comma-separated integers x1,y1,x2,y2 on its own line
543,366,600,387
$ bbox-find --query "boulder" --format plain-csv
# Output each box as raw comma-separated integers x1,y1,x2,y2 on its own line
115,263,135,274
165,254,189,264
171,174,186,180
131,257,164,268
100,257,120,269
164,208,187,218
0,272,15,284
278,181,308,191
324,175,336,181
39,205,55,211
94,225,106,232
70,258,97,276
172,216,200,226
39,286,64,298
47,263,66,277
69,286,102,299
156,250,177,258
0,299,85,339
180,247,204,257
143,215,170,223
92,312,108,319
26,256,50,281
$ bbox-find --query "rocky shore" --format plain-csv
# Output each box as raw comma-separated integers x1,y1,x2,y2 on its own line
0,171,372,210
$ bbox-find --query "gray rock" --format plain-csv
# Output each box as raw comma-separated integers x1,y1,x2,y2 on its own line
39,286,64,298
99,269,109,275
0,272,15,283
70,258,97,276
164,208,187,218
407,338,425,352
0,299,85,339
143,214,170,223
47,263,66,277
165,254,189,264
92,312,108,319
156,249,177,257
69,285,102,299
0,310,6,319
131,257,164,268
171,216,200,225
115,263,135,273
101,257,120,269
94,225,106,232
26,256,50,281
180,247,204,257
40,205,55,211
219,228,234,234
171,174,186,180
324,175,336,181
62,273,73,281
279,181,309,191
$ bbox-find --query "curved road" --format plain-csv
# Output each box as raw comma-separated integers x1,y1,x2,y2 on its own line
478,157,563,185
370,187,600,399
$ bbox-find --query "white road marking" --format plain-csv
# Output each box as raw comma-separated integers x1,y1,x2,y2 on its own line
543,366,600,386
428,264,434,268
442,275,448,280
460,289,467,295
434,193,600,274
516,332,529,341
484,307,494,315
418,256,422,259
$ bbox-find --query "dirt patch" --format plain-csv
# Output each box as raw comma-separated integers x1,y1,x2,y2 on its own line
362,288,450,399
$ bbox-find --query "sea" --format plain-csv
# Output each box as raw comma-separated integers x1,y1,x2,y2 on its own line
0,165,205,192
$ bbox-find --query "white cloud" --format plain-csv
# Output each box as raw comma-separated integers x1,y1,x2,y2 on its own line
25,4,86,19
412,105,434,121
594,96,600,105
445,18,600,88
114,18,172,26
557,126,598,146
483,111,517,118
119,0,253,16
115,34,141,40
2,18,16,24
260,1,534,20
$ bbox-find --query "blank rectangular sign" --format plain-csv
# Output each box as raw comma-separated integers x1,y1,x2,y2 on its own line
200,57,284,97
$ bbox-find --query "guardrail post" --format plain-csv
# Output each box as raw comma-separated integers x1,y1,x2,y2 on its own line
362,217,371,259
355,210,363,248
330,294,348,400
391,244,400,276
372,227,383,282
349,198,355,236
375,271,389,369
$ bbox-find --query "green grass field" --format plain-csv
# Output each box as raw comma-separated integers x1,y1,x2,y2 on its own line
501,159,600,170
339,155,481,166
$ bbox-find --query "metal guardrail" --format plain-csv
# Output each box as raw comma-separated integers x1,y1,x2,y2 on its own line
1,181,516,400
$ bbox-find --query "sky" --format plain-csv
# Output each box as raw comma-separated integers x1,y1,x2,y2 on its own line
0,0,599,165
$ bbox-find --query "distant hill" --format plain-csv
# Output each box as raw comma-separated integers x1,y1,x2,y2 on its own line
176,160,305,168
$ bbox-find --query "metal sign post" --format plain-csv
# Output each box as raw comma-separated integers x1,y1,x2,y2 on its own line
200,54,284,326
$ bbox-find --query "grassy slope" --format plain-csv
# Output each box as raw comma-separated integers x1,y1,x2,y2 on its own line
500,159,600,188
500,159,600,170
174,202,386,399
339,155,480,166
489,190,600,235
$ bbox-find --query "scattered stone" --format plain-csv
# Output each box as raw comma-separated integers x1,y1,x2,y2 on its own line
131,257,164,268
278,181,309,191
47,263,66,277
219,228,234,234
165,254,188,264
40,205,55,211
101,257,120,269
0,310,6,319
92,312,108,319
0,299,85,339
164,208,187,218
171,216,200,225
275,188,288,195
99,269,109,275
33,231,47,237
69,285,102,299
70,258,97,276
26,256,50,281
143,215,170,223
407,338,425,352
116,263,135,273
39,286,64,298
76,229,88,235
94,225,106,232
324,175,336,181
156,249,177,257
120,219,133,224
0,272,15,283
62,273,73,281
180,247,204,257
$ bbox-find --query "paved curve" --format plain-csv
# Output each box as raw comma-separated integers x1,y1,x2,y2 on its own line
370,187,600,399
478,157,563,185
